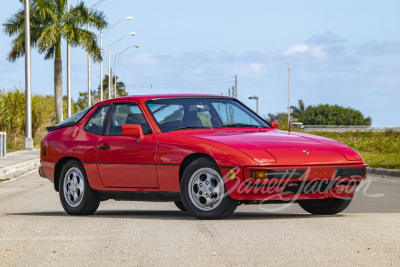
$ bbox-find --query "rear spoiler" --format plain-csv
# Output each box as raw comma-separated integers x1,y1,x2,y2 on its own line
46,122,75,132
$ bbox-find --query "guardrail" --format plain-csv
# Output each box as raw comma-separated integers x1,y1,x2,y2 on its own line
0,132,6,158
302,125,400,132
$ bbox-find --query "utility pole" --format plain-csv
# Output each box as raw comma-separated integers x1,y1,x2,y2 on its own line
234,75,237,98
67,0,71,117
249,96,259,114
24,0,33,150
114,55,117,98
286,61,291,130
100,30,103,101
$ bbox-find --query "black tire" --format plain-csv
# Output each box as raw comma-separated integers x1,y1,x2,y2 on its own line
180,157,238,219
59,159,100,215
298,198,352,215
174,201,187,212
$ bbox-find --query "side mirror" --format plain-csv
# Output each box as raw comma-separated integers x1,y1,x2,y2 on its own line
121,124,145,142
270,122,279,129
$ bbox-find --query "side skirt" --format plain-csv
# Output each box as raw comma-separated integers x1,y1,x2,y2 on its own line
94,191,181,202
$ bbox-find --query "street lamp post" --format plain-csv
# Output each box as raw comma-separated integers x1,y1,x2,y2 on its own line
248,96,259,114
66,0,71,117
286,61,291,129
24,0,33,150
114,45,139,97
100,16,133,101
108,32,135,99
86,0,106,107
87,7,91,107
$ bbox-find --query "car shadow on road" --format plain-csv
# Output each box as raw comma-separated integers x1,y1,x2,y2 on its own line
5,210,341,221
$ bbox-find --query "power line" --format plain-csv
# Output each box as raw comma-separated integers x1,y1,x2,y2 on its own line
131,77,235,88
150,81,234,89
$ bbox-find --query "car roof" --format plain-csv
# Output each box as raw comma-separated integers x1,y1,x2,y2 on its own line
95,94,233,105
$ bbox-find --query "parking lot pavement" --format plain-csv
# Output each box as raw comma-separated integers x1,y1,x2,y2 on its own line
0,172,399,266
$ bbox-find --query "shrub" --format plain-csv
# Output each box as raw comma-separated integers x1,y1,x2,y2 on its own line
0,87,78,149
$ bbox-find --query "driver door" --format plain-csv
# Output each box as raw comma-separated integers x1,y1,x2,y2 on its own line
96,102,158,188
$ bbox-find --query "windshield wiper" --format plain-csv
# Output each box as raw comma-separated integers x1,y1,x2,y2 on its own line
221,123,262,128
168,126,211,132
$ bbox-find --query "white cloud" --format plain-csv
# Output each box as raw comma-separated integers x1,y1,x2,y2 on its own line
233,62,266,77
358,41,400,56
128,53,162,66
284,44,326,59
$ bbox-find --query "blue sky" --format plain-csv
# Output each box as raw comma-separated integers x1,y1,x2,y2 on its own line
1,0,399,126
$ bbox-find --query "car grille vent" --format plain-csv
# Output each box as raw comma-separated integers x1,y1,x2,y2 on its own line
281,180,336,194
268,169,306,179
335,168,366,177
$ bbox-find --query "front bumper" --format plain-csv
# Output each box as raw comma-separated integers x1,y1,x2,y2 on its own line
222,164,368,202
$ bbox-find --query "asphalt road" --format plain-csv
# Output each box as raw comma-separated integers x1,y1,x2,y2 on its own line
0,172,399,266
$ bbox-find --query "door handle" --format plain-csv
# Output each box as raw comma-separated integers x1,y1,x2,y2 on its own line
98,145,111,150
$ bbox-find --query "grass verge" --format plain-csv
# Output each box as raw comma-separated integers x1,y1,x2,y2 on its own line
307,131,400,169
357,152,400,169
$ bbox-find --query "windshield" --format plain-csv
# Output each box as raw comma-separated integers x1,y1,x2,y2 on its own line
147,98,269,132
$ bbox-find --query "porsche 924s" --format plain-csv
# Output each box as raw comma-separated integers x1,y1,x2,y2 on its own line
39,95,367,219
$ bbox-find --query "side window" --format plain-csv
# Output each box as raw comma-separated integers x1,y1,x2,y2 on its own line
107,103,152,136
84,105,110,135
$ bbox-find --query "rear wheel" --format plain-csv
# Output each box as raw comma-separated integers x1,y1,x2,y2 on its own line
59,160,100,215
174,201,187,212
180,157,238,219
299,198,352,215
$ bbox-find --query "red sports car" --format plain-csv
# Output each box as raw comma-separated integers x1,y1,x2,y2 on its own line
39,95,367,219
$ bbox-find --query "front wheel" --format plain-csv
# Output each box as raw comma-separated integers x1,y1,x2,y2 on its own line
298,198,352,215
59,160,100,215
180,157,238,219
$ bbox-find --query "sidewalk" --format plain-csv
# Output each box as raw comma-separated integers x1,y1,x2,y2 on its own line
0,149,40,180
367,167,400,179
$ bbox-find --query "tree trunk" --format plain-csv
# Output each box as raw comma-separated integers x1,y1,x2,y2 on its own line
54,40,63,124
54,58,63,123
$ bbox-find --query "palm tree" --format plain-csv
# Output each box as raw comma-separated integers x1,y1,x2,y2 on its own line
3,0,107,123
75,75,127,111
98,75,128,99
291,99,305,122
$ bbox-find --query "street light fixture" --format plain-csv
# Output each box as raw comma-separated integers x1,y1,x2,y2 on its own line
248,96,259,114
108,32,135,99
100,16,133,101
114,45,139,98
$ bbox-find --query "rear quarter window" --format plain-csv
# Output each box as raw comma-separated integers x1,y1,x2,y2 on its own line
84,105,110,135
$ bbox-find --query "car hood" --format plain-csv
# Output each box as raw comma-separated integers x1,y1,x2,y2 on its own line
187,129,362,165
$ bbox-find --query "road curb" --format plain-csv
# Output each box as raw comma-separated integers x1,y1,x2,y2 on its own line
367,167,400,179
0,158,40,180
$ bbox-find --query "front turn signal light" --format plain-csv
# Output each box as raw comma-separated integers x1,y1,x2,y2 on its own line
227,169,236,180
251,170,268,179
